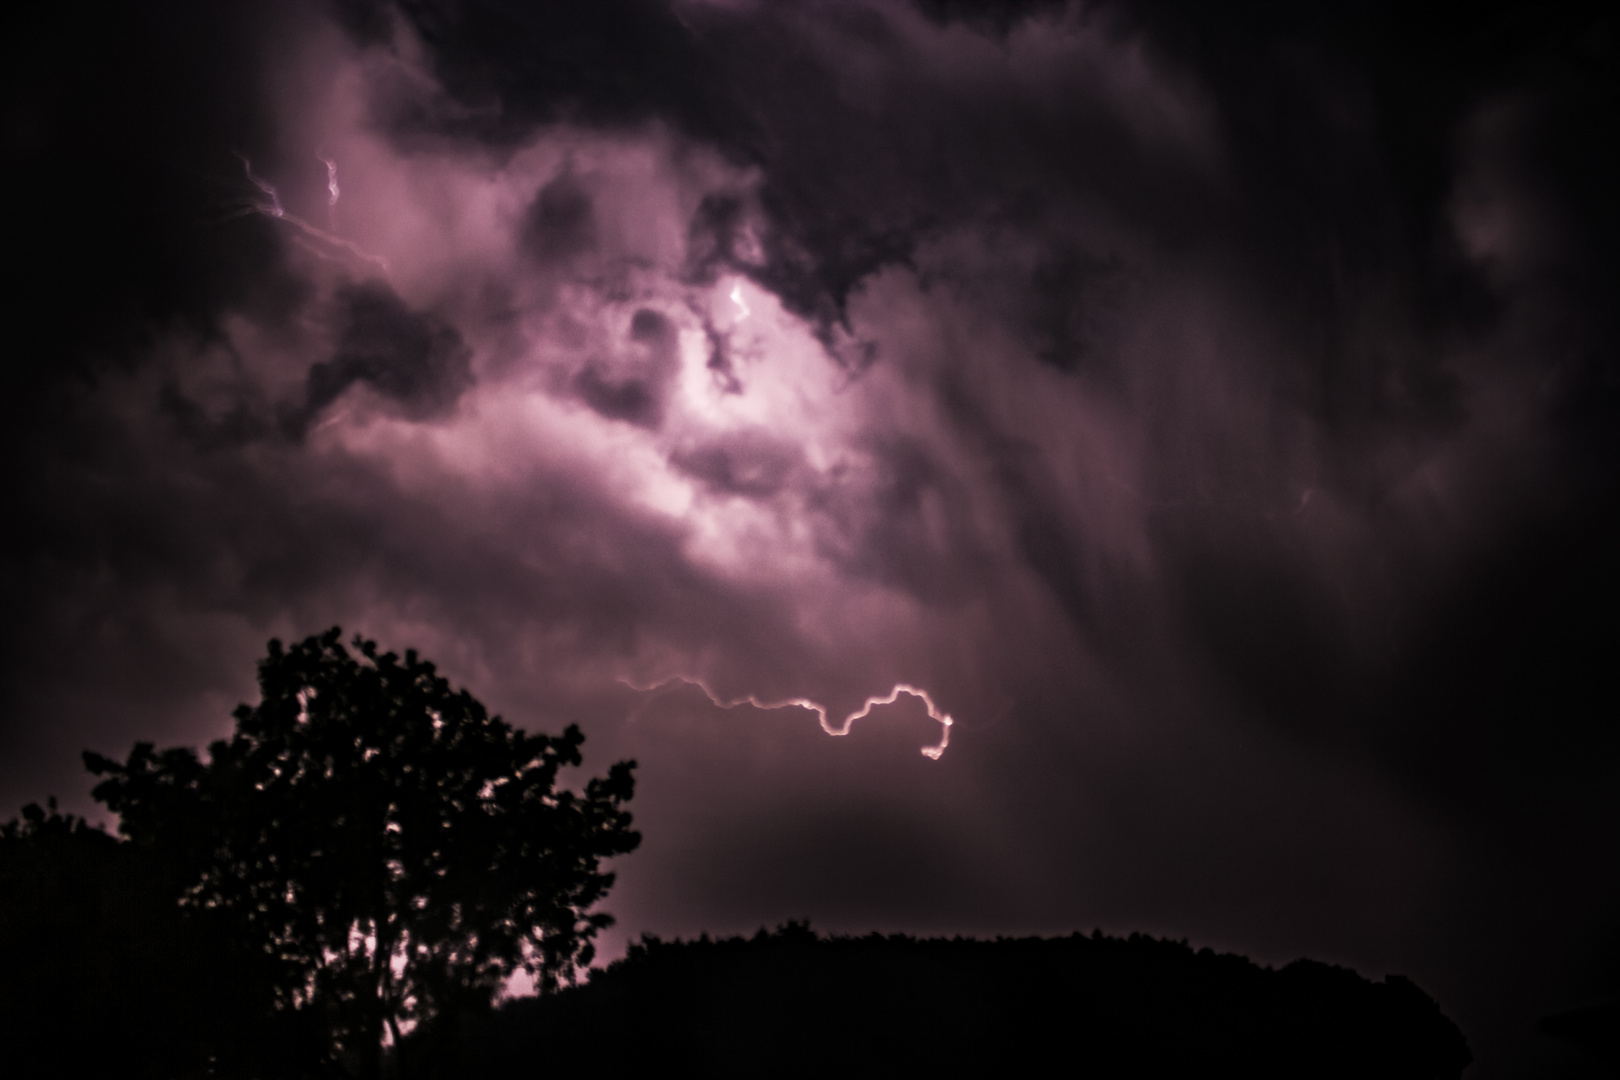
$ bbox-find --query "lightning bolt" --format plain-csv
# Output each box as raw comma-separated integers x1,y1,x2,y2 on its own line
236,151,284,217
729,281,751,322
232,153,389,273
624,676,954,759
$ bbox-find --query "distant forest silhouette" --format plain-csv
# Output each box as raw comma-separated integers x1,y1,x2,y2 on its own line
3,632,1474,1078
421,924,1473,1080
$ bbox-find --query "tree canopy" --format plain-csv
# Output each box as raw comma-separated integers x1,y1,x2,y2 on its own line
83,628,640,1079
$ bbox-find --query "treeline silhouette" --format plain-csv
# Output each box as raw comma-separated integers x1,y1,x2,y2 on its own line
1541,1002,1620,1074
2,802,1475,1079
414,923,1473,1080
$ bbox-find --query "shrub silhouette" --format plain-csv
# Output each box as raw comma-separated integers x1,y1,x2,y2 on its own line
0,799,295,1077
77,628,639,1079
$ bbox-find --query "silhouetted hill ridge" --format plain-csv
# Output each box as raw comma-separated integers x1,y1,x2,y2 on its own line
420,924,1471,1079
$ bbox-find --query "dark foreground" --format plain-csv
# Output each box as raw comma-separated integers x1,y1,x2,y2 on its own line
410,925,1472,1079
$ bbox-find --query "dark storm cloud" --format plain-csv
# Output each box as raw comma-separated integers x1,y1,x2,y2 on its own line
683,193,756,286
94,0,1602,472
806,435,990,605
360,0,743,147
365,2,930,350
159,379,276,451
3,0,303,760
3,377,813,780
154,280,475,443
574,308,681,428
867,0,1620,790
4,2,1618,1077
669,432,802,499
1104,0,1620,784
1372,506,1620,808
2,0,301,389
522,169,599,265
294,280,475,433
1026,245,1127,376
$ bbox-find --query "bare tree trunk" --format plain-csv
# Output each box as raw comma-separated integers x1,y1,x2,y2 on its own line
357,959,385,1080
387,1013,407,1080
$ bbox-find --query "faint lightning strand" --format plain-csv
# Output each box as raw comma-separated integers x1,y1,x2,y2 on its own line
319,153,341,231
236,151,284,217
729,281,751,322
282,215,389,272
622,676,954,759
319,154,340,206
233,153,388,273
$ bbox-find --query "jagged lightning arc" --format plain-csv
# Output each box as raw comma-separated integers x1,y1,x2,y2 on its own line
231,153,388,272
625,676,954,759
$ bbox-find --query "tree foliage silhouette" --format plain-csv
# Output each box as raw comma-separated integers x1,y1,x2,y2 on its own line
85,628,639,1079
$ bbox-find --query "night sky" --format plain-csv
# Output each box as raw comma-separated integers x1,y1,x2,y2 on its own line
4,1,1617,1075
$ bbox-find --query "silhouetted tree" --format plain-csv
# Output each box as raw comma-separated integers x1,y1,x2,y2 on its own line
85,628,640,1080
